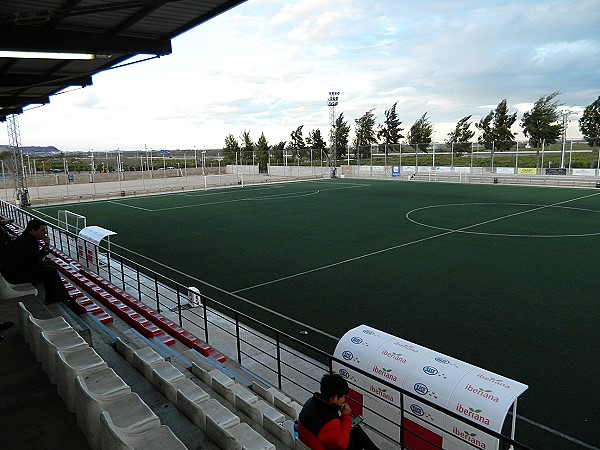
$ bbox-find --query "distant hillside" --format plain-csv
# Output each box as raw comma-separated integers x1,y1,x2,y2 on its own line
0,145,61,155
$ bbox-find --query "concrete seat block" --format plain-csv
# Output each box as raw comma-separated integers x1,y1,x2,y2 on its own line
236,396,284,428
114,336,136,364
0,274,37,300
99,392,162,450
101,414,187,450
213,381,256,407
274,399,302,419
56,346,108,412
151,362,186,403
229,422,276,450
75,367,132,448
28,314,71,361
208,368,235,389
207,417,275,450
132,346,164,380
190,361,212,385
192,398,240,431
17,302,31,343
40,329,87,383
176,379,210,424
263,416,295,448
251,383,275,404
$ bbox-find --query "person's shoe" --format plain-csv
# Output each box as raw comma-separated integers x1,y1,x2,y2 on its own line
0,321,15,331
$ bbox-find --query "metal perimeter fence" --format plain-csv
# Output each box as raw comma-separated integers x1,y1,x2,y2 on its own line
0,199,535,450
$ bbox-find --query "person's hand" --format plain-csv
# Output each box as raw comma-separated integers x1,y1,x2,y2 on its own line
42,236,50,246
340,403,351,415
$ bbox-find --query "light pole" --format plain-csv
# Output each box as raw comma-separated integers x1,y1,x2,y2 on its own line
559,110,577,169
328,91,340,178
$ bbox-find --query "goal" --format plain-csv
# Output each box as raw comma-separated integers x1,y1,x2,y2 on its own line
57,210,87,234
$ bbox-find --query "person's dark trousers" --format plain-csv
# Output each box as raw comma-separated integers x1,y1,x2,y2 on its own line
31,261,71,303
347,426,380,450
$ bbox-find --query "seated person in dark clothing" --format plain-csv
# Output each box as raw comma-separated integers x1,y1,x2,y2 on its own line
298,373,379,450
0,219,72,305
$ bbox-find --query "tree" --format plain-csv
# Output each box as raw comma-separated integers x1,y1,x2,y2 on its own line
579,96,600,168
223,133,240,164
521,92,563,169
475,99,517,152
406,113,433,153
353,109,378,158
271,141,286,164
240,130,254,165
377,102,404,153
256,133,269,173
445,115,475,155
306,129,327,161
288,125,306,159
331,113,350,158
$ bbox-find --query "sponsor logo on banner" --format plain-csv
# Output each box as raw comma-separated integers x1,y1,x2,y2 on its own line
517,167,537,175
410,404,436,423
423,366,438,375
351,336,363,345
393,342,420,353
382,349,407,363
338,368,350,379
369,384,395,402
414,383,429,395
477,374,511,389
372,366,397,382
410,404,424,416
452,427,487,449
455,404,490,426
465,384,499,403
414,383,438,400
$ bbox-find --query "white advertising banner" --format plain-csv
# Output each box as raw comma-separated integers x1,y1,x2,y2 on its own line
333,325,528,450
435,166,452,172
572,168,596,176
455,167,471,173
496,167,515,174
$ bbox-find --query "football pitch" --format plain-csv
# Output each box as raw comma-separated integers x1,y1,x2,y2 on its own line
35,179,599,448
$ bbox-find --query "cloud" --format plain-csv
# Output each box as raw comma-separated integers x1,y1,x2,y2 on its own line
7,0,598,151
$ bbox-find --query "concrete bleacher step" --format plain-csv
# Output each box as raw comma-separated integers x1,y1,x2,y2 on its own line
17,302,186,449
97,392,162,449
40,328,89,383
114,337,287,450
75,367,133,449
100,411,187,450
56,346,108,413
0,274,38,299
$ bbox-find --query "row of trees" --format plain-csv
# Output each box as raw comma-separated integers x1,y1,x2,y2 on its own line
223,95,600,168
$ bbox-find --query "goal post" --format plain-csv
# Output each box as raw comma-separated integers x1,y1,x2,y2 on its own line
57,210,87,234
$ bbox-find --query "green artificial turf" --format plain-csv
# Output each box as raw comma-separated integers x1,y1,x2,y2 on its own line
35,179,600,447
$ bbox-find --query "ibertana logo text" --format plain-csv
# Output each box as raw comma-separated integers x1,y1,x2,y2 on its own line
465,384,499,403
382,349,407,363
372,365,397,382
369,385,395,402
452,427,486,449
456,404,490,426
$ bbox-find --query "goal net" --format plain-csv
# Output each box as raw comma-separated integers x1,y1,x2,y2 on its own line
58,210,87,234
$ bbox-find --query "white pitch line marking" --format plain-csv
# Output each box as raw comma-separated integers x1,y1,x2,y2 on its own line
234,190,600,293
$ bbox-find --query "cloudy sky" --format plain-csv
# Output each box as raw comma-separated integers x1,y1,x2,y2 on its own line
8,0,600,151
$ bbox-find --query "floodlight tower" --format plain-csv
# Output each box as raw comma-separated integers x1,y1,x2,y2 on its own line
328,91,340,178
6,114,30,207
559,109,577,169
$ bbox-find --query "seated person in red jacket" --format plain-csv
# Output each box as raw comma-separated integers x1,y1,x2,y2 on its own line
0,219,72,305
298,373,379,450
